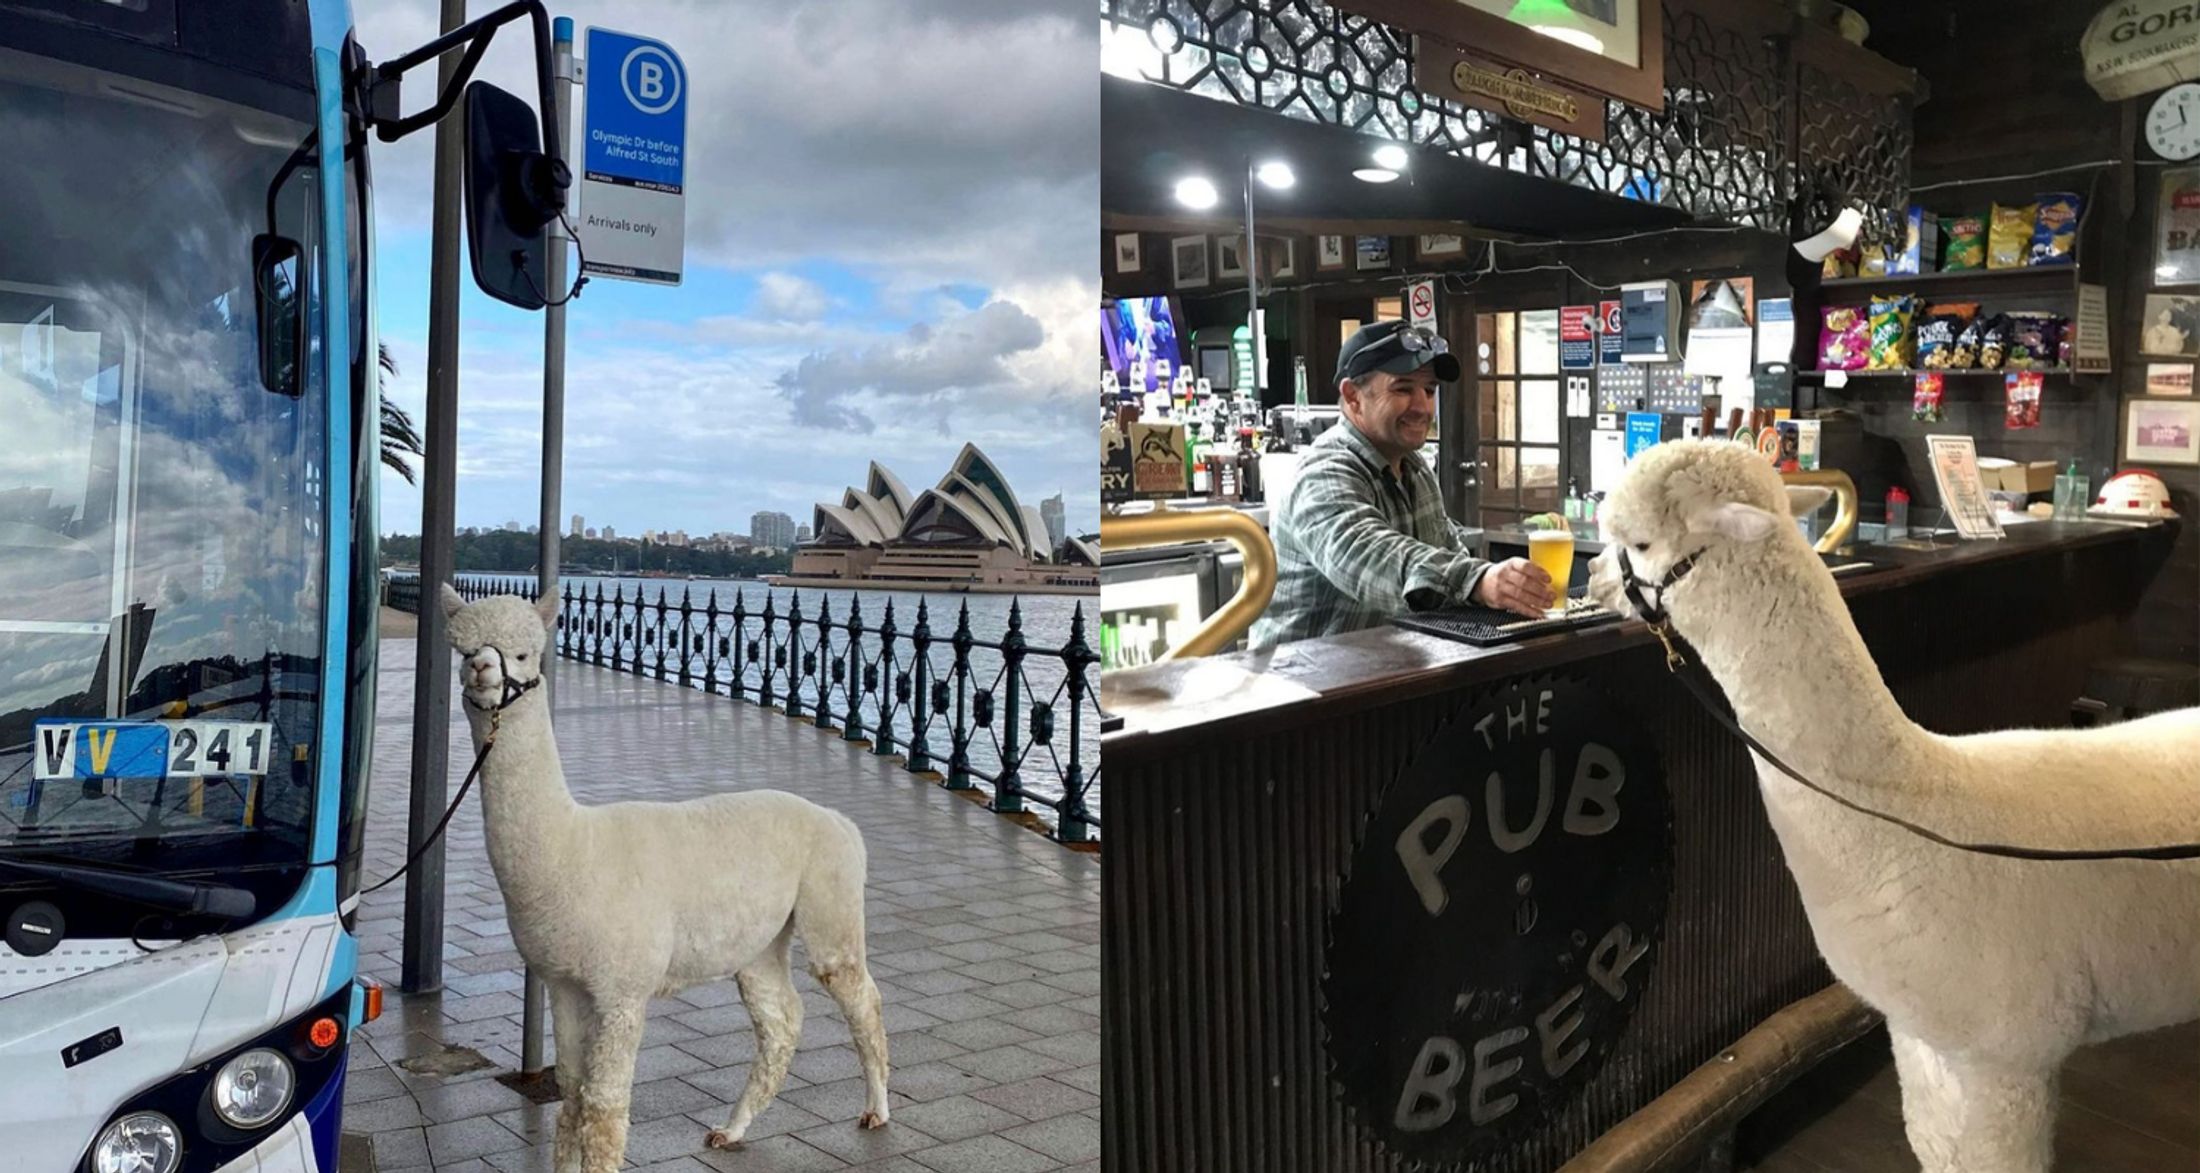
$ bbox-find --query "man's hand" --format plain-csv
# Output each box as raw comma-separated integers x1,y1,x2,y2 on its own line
1473,558,1557,618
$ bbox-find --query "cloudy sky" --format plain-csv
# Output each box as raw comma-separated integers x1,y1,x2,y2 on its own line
357,0,1097,541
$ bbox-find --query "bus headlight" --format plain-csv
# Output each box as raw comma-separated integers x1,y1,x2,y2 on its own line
211,1047,294,1128
92,1112,181,1173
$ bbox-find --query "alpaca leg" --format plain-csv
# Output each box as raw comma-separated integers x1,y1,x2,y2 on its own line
572,993,647,1173
1889,1031,2057,1173
803,913,890,1128
707,927,803,1150
548,981,592,1173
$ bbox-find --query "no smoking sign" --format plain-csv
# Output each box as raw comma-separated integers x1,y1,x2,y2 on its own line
1408,279,1437,329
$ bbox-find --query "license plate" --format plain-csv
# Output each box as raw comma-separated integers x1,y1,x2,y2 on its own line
31,721,274,781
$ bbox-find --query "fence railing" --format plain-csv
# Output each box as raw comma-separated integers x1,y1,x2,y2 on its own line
385,574,1100,843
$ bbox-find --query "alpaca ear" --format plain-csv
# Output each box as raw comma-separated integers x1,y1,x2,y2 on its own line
1787,485,1835,518
1686,501,1784,543
535,592,560,631
438,583,467,619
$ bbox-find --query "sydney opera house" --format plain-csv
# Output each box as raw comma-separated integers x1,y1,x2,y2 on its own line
770,445,1098,593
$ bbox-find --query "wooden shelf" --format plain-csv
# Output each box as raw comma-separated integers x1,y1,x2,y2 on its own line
1798,367,2078,380
1817,266,2081,299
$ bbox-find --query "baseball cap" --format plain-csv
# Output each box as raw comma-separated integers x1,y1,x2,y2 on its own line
1337,320,1462,385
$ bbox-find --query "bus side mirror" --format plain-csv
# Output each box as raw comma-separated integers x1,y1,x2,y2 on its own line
464,81,568,311
253,234,304,397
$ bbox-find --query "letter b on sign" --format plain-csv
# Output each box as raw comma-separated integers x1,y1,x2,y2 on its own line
638,61,664,102
621,45,682,116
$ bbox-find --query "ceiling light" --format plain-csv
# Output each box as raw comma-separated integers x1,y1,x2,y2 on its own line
1174,176,1220,209
1372,144,1409,170
1254,161,1296,189
1353,168,1400,184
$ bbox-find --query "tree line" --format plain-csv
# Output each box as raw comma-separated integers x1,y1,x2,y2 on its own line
380,531,793,579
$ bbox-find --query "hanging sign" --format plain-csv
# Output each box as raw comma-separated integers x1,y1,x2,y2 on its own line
1560,305,1597,370
1323,677,1671,1166
1598,299,1624,365
581,27,688,285
1408,279,1438,329
1414,40,1608,140
2082,0,2200,100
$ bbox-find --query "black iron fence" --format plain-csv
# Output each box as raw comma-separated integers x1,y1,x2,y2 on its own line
385,574,1101,843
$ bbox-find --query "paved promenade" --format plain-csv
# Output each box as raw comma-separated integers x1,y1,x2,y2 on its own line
338,632,1101,1173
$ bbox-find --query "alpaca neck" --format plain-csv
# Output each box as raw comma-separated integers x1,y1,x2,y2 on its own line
1668,535,1935,792
463,696,579,894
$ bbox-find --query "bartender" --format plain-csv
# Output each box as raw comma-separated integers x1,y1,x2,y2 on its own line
1248,320,1554,650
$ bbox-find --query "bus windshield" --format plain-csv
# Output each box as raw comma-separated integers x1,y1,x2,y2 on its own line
0,39,329,898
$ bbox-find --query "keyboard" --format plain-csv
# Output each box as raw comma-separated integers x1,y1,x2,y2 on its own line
1392,593,1618,646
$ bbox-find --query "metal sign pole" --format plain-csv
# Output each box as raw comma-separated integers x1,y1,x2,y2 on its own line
402,0,470,997
520,15,578,1079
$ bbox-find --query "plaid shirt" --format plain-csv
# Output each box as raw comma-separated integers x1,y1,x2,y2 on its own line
1249,418,1490,650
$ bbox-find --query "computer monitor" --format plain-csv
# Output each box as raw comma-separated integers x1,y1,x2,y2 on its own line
1101,296,1183,397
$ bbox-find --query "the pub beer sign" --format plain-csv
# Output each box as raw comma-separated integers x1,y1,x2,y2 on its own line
1324,676,1672,1165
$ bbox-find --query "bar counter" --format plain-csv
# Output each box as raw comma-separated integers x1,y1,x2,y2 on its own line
1099,519,2177,1173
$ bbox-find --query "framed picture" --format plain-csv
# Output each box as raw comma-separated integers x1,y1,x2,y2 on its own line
2146,362,2194,396
1267,237,1297,280
1216,234,1247,279
1418,233,1465,259
1113,233,1141,273
2140,293,2200,357
1356,235,1391,271
1317,235,1347,270
2158,167,2200,287
1171,236,1208,289
2125,397,2200,465
1337,0,1664,111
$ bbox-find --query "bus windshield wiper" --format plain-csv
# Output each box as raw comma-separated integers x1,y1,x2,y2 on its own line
0,854,255,919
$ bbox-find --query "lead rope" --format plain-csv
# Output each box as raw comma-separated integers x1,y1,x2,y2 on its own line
1620,548,2200,863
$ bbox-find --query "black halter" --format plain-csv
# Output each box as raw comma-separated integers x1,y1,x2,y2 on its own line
460,644,544,713
1617,545,1702,668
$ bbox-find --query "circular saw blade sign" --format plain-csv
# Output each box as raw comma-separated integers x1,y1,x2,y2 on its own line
1323,676,1672,1166
1408,280,1437,329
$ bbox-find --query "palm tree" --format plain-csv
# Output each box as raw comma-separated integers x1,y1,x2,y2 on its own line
379,343,425,485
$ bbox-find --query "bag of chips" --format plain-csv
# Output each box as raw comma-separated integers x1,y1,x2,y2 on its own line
1916,302,1978,370
1865,295,1917,371
2028,193,2083,266
2004,311,2063,370
1976,313,2011,370
1943,216,1985,270
1913,372,1945,422
1988,203,2034,269
1821,245,1858,280
1819,305,1870,370
1950,316,1984,368
2005,371,2043,429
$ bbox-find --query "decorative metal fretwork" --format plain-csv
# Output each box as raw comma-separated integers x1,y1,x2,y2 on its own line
390,575,1102,844
1102,0,1915,231
1798,58,1915,232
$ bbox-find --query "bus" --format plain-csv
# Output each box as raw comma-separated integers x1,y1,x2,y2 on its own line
0,2,562,1169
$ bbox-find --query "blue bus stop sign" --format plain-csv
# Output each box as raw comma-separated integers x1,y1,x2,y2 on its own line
581,27,687,285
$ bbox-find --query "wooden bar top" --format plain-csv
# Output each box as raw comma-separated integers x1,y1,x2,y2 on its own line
1101,519,2170,758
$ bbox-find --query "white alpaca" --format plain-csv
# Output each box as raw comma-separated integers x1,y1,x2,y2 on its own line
1582,442,2200,1172
436,587,890,1173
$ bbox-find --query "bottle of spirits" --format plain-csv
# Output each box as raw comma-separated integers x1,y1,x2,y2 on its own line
1237,428,1263,504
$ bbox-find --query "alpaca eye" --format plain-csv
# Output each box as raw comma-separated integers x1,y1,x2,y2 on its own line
1632,542,1650,552
516,653,529,660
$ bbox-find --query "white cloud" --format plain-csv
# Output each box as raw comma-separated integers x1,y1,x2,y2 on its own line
750,272,830,321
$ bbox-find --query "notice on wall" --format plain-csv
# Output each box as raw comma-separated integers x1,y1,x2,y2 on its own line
1408,279,1437,329
1757,298,1794,368
1598,300,1624,365
2075,283,2112,373
1560,305,1597,370
1624,412,1662,463
1926,434,2006,541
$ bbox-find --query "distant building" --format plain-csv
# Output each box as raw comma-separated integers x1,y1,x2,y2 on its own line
503,520,523,532
570,514,585,537
1040,493,1066,550
584,527,599,539
750,511,797,550
795,524,812,544
601,526,616,540
779,444,1096,594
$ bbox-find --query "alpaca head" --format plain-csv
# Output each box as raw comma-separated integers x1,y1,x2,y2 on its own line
440,586,558,711
1585,440,1834,624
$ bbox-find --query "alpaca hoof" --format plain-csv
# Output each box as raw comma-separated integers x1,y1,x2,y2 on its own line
859,1110,888,1130
705,1129,745,1151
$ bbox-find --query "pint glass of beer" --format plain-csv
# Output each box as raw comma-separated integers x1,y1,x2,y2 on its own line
1526,525,1575,618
